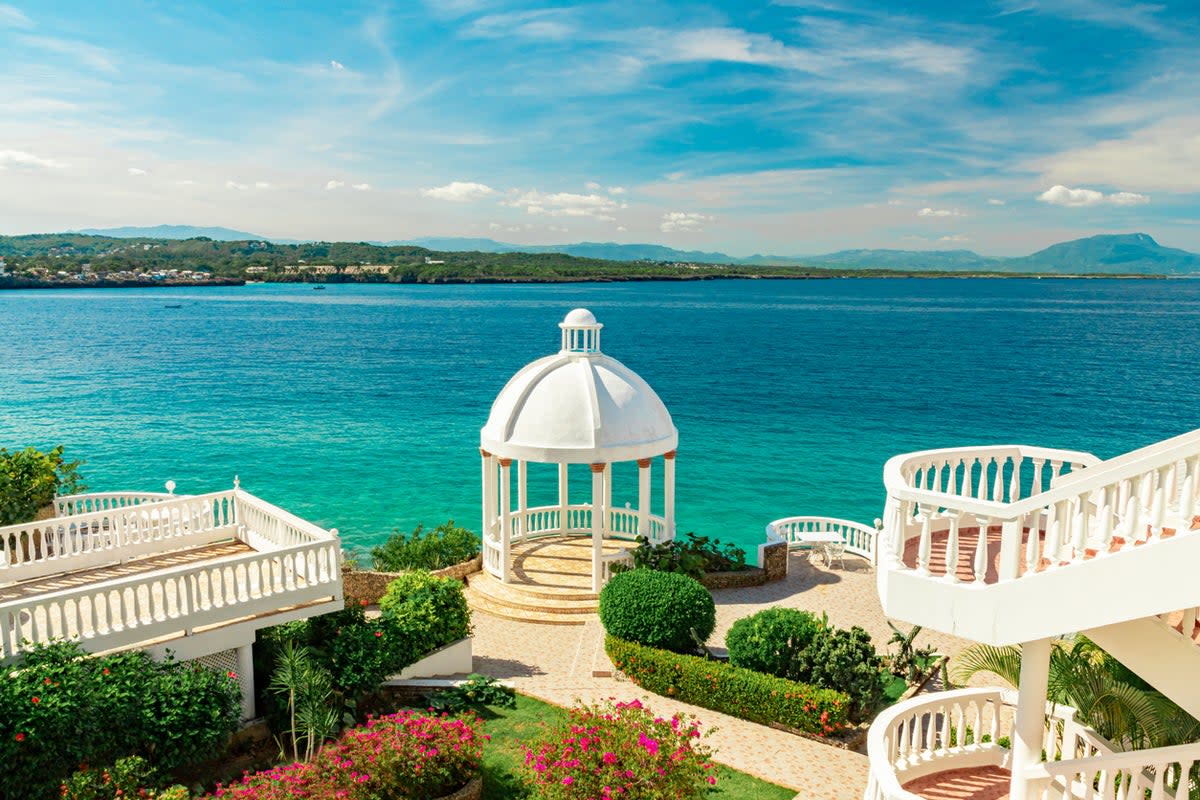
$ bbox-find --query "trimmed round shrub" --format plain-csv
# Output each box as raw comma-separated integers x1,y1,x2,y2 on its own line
726,608,823,681
380,570,473,653
598,569,715,653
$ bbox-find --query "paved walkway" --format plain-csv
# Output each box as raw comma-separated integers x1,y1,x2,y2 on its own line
467,550,980,799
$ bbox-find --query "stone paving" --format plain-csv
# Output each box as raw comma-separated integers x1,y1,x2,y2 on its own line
467,550,982,799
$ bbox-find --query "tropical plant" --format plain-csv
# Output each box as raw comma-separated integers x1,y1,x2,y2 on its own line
886,622,940,682
798,625,885,722
519,698,719,799
598,569,716,653
268,641,340,761
371,519,481,572
61,756,185,800
623,532,747,579
0,445,85,525
426,673,516,714
726,608,824,680
951,636,1200,749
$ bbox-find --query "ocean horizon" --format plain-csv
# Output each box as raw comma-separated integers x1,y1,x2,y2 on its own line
2,278,1197,556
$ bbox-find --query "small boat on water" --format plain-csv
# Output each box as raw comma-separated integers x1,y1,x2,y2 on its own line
313,285,326,290
164,304,182,308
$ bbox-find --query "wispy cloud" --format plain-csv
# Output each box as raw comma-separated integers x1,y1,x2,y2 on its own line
465,9,575,40
326,179,345,190
1037,184,1150,207
422,181,497,202
127,167,146,175
0,4,31,27
0,148,66,169
918,207,964,217
505,190,621,220
352,182,371,191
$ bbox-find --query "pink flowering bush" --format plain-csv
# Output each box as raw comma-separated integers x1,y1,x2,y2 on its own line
203,710,485,799
520,699,718,800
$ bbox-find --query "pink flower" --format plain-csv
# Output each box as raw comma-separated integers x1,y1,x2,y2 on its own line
562,776,574,785
602,752,618,765
707,776,717,785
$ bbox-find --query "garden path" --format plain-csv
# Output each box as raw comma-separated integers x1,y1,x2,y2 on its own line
467,550,981,800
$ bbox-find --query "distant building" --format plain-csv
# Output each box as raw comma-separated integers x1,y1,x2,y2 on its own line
424,257,445,265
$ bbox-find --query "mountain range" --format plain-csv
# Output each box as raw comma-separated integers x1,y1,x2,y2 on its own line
66,227,1200,275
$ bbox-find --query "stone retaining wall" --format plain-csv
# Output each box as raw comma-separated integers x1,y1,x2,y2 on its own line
701,568,768,590
760,540,788,581
342,555,483,603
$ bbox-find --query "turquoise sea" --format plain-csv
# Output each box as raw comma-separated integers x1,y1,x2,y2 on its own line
2,279,1198,554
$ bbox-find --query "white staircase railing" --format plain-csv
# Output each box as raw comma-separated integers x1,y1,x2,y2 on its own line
865,688,1119,800
1027,739,1200,800
53,491,177,518
881,430,1200,585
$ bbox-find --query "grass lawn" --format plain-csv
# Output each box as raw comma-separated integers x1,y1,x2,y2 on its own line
478,694,796,799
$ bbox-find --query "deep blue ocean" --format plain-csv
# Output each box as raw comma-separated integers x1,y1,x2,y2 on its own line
2,279,1197,554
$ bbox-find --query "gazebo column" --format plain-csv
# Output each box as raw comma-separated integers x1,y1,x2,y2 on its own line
499,458,513,584
664,450,676,540
637,458,651,540
604,464,613,526
480,449,494,543
558,463,569,533
517,460,528,537
590,463,606,592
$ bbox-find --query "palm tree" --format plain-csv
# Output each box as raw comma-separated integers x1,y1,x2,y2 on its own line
951,636,1200,750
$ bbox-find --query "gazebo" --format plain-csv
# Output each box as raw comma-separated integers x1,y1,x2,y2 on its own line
479,308,678,592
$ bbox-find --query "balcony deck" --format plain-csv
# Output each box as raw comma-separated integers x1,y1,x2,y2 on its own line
903,766,1010,800
0,489,343,661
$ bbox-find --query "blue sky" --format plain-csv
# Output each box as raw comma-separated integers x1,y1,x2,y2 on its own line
2,0,1198,255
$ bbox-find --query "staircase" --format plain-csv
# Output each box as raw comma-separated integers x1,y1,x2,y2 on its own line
464,570,599,625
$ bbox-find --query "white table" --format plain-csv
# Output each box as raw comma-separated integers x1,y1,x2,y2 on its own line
792,531,846,568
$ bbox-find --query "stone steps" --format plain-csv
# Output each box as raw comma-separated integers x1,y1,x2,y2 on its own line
464,572,599,626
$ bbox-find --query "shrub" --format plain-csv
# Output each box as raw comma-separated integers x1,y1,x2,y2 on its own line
726,608,824,681
520,698,717,800
427,674,516,714
203,710,485,800
371,519,481,572
798,625,884,722
0,642,240,800
626,532,747,578
598,569,715,653
61,756,186,800
380,570,473,653
0,445,85,525
606,636,850,735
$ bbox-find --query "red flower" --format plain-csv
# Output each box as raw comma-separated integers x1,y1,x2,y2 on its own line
14,733,25,742
374,631,383,638
43,678,51,685
102,668,110,676
31,697,39,704
227,671,238,680
360,599,369,607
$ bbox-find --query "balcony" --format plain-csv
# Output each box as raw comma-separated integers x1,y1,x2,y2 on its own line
0,488,343,661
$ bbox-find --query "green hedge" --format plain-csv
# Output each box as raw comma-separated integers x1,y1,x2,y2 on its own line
605,636,850,736
599,569,715,653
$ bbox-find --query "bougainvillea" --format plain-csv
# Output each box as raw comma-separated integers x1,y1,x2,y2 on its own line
519,698,718,800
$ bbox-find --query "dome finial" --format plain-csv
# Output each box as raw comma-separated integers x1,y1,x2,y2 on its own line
559,308,603,354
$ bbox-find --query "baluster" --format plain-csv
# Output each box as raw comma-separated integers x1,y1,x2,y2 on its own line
1070,494,1087,558
974,516,990,582
1009,457,1021,502
938,701,951,752
1181,465,1196,520
1032,458,1045,494
975,458,988,499
1044,502,1063,563
1150,466,1168,537
947,460,958,496
1051,460,1063,481
1025,508,1042,573
992,458,1003,501
944,513,961,582
1123,492,1142,547
917,512,933,575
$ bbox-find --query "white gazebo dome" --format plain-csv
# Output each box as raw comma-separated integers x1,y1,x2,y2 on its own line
480,309,678,463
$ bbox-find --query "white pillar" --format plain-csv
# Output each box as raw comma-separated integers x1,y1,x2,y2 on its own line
1009,638,1053,800
237,643,255,720
517,460,528,537
637,458,651,540
664,450,676,540
480,449,493,542
558,463,569,533
499,458,513,584
591,463,605,593
604,463,613,528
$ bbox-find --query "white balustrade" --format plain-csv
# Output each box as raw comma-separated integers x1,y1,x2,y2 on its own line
0,539,341,660
232,491,335,548
864,688,1121,800
54,491,176,518
765,516,879,563
880,431,1200,586
0,491,241,582
607,507,643,539
599,549,634,583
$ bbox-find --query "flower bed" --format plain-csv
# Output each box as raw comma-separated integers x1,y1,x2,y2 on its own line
201,710,485,799
606,636,850,736
519,698,718,799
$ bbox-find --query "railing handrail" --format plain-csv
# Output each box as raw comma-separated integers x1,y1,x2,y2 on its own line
884,430,1200,523
0,535,339,612
1026,739,1200,779
766,515,878,562
1,489,237,539
767,515,879,533
233,489,335,542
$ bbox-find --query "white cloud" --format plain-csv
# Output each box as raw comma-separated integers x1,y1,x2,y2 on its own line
987,198,1006,206
255,181,271,189
1037,185,1149,207
585,181,602,191
422,181,497,202
352,183,371,191
127,167,146,175
465,10,575,40
660,211,712,232
917,207,964,217
225,180,249,190
504,190,619,220
939,234,970,242
0,5,32,27
326,179,345,190
616,225,627,231
330,60,346,71
1034,116,1200,193
0,149,66,169
177,179,196,186
608,186,626,195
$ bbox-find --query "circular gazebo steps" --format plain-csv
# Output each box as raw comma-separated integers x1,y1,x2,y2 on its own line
464,585,593,626
468,571,598,604
902,765,1011,799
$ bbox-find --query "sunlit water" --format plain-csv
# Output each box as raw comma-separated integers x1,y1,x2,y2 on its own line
2,279,1197,554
